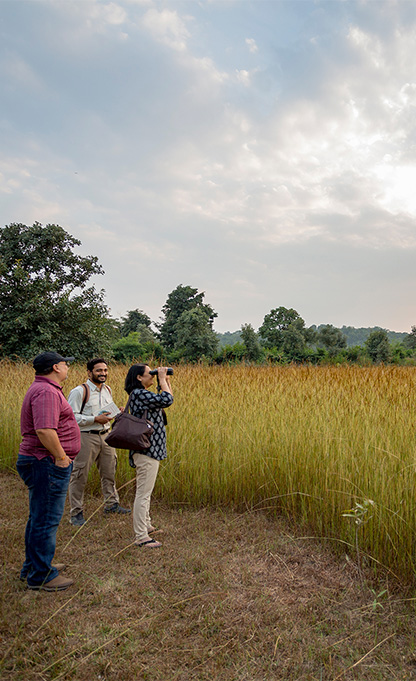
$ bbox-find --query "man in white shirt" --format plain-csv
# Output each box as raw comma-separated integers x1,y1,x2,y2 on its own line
67,358,130,526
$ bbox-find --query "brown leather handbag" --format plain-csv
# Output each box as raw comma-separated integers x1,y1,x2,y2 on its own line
105,395,154,451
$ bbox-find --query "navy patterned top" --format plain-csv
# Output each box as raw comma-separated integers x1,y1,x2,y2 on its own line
128,388,173,465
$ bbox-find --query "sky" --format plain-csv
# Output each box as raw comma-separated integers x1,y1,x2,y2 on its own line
1,0,416,333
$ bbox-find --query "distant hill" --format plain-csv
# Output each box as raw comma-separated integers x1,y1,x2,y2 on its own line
318,326,408,347
217,326,408,348
216,330,242,347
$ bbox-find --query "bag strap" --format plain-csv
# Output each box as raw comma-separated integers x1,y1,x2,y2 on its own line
80,383,90,414
124,394,148,421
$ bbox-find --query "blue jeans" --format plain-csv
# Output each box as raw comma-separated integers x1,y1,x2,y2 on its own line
17,455,73,586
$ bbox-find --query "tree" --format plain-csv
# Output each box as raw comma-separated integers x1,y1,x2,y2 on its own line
258,307,302,348
120,309,152,337
240,323,263,361
135,323,156,345
158,284,217,350
281,319,309,361
318,325,347,357
0,222,113,359
365,329,391,363
403,326,416,350
258,307,316,361
174,308,218,361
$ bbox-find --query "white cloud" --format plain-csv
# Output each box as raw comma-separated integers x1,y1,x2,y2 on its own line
236,69,252,86
245,38,258,54
141,7,190,52
3,0,416,330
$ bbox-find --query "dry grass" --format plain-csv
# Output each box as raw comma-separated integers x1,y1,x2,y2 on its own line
2,473,416,680
2,362,416,581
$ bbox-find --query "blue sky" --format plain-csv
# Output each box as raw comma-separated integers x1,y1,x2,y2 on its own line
1,0,416,332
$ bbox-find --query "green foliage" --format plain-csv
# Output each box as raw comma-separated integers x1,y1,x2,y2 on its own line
158,284,217,354
390,341,407,364
345,345,366,363
365,329,391,363
135,323,156,344
111,332,143,362
120,309,153,337
258,307,316,362
403,325,416,350
111,332,163,363
258,306,302,348
215,342,246,364
281,318,308,361
240,323,263,361
337,325,407,347
0,222,113,359
174,307,218,361
317,324,347,356
216,330,242,348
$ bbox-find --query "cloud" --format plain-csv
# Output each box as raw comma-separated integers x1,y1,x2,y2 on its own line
141,7,190,52
2,0,416,331
245,38,258,54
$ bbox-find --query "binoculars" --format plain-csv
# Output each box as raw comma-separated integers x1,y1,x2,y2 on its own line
149,368,174,376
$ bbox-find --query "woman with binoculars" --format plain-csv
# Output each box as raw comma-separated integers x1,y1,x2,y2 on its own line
124,365,173,548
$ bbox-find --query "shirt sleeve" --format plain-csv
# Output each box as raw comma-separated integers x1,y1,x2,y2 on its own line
67,386,95,428
31,390,62,430
129,389,173,415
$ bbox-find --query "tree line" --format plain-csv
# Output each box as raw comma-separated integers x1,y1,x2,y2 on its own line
1,222,415,365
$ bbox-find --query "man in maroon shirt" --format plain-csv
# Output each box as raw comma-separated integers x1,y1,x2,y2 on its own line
17,352,81,592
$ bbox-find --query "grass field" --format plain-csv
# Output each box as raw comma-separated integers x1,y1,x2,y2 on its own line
1,361,416,582
2,473,416,681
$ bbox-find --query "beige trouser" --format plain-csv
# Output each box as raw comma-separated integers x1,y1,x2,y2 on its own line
68,432,119,516
132,453,159,543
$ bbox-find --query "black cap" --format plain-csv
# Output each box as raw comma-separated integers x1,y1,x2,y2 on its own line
33,352,75,373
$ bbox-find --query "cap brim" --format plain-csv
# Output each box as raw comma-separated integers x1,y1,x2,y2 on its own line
62,357,75,362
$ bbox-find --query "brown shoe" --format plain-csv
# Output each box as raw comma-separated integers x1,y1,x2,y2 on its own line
19,563,66,582
28,575,74,592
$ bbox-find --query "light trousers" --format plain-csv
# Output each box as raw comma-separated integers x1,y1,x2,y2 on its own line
68,432,119,515
132,453,159,543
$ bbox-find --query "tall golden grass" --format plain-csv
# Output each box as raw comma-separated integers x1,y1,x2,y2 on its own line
1,361,415,582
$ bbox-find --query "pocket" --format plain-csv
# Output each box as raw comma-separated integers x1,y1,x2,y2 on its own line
49,460,73,478
16,458,33,485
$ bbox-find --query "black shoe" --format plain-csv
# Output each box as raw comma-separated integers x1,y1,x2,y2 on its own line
70,512,86,526
104,503,131,515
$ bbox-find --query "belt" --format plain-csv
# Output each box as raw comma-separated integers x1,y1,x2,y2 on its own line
85,429,110,435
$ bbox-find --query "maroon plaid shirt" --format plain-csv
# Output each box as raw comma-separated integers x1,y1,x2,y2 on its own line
19,376,81,460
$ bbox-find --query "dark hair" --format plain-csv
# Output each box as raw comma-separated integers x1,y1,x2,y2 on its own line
124,364,147,395
87,358,107,372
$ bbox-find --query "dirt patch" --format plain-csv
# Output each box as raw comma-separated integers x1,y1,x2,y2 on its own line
1,472,415,680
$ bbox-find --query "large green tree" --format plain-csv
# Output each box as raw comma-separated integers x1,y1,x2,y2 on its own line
404,326,416,350
0,222,113,359
158,284,217,351
317,325,347,357
120,309,153,337
258,306,316,360
365,329,391,363
240,323,263,361
258,307,304,348
174,307,218,361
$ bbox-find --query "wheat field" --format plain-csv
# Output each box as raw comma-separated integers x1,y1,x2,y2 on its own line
1,361,415,582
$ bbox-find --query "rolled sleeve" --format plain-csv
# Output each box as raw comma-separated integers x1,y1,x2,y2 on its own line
131,390,173,411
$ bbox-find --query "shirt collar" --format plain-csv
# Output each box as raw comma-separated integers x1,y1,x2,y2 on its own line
34,375,63,391
86,378,106,392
